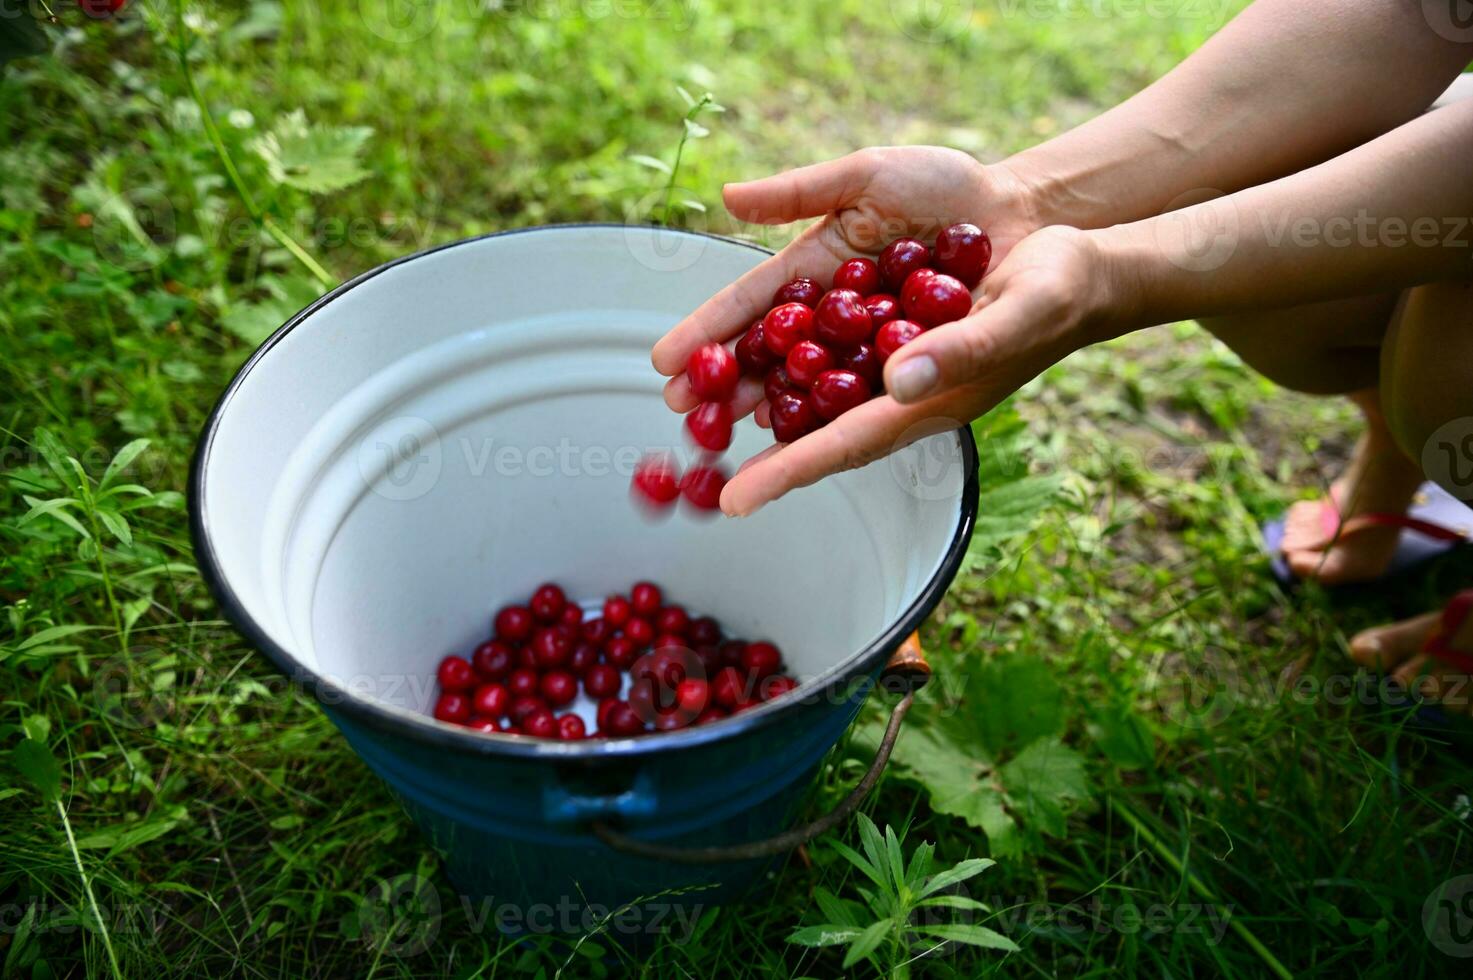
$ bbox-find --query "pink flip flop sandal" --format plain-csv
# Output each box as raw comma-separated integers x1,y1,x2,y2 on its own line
1423,589,1473,675
1262,482,1472,585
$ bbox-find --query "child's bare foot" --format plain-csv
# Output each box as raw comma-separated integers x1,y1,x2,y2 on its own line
1349,596,1473,713
1280,395,1425,585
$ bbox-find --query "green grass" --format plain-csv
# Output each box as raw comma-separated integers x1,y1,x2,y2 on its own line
4,1,1472,976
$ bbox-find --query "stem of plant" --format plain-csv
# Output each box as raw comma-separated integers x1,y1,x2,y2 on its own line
57,798,123,980
1108,795,1292,980
172,0,334,289
660,95,712,227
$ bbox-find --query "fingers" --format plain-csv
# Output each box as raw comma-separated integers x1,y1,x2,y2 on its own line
663,372,766,419
721,150,878,226
651,218,852,376
881,294,1017,405
719,385,983,517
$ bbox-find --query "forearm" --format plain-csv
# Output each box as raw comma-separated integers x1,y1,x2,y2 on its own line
1001,0,1470,231
1096,98,1473,331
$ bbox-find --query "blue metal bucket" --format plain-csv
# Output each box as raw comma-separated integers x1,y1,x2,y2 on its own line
190,225,978,928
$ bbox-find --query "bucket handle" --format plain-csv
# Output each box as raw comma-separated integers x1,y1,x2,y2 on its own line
591,632,931,864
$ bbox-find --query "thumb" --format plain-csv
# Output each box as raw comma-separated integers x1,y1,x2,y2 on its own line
723,151,878,226
882,297,1022,405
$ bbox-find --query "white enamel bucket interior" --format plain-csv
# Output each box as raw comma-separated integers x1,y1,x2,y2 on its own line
195,225,972,742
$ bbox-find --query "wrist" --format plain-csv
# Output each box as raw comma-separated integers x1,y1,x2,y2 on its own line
1080,222,1160,339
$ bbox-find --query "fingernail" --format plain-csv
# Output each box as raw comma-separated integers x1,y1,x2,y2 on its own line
889,355,939,403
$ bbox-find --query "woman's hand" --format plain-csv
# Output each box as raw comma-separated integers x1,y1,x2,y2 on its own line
651,147,1042,420
715,225,1124,516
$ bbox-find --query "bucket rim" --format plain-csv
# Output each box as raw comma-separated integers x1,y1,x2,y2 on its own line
189,223,979,760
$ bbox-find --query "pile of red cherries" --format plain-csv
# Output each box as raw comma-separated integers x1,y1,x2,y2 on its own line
432,581,797,739
632,223,990,512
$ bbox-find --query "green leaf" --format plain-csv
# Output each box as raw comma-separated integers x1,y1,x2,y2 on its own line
964,652,1067,757
787,924,861,948
77,808,187,857
969,473,1064,555
879,723,1021,856
905,840,935,887
31,429,76,490
17,625,100,652
20,496,90,540
913,922,1018,952
12,739,61,802
628,154,672,175
841,919,893,969
101,439,150,489
682,118,710,139
917,858,997,900
251,109,374,193
1087,704,1155,770
812,887,862,929
856,813,889,888
829,839,886,891
96,508,132,546
22,716,50,742
883,824,906,893
998,737,1090,838
916,894,992,912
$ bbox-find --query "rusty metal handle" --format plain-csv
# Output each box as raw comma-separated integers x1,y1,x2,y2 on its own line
591,632,930,864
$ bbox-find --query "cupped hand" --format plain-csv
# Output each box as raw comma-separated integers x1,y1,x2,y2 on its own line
719,225,1125,516
651,146,1042,418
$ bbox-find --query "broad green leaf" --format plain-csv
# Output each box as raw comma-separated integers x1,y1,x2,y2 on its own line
969,473,1064,555
856,814,889,888
812,887,862,929
913,922,1018,952
22,716,50,741
916,894,992,912
787,924,861,948
12,738,61,802
251,109,374,193
841,919,893,969
960,653,1066,757
828,840,885,890
880,723,1021,856
18,625,100,652
30,429,75,490
20,496,90,539
917,858,997,900
96,508,132,546
998,737,1090,838
101,439,150,489
1087,704,1155,770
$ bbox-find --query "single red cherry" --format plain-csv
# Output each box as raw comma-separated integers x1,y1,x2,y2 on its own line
624,616,655,646
901,269,971,327
559,603,585,630
584,663,622,700
655,604,689,636
540,670,578,707
510,695,548,725
494,605,534,642
719,640,747,667
770,391,820,443
582,617,611,645
761,675,800,700
507,667,540,699
772,277,824,308
811,369,872,420
934,222,992,287
557,714,587,740
864,293,902,328
764,364,797,402
743,641,782,680
433,692,471,724
517,646,540,670
603,595,632,627
712,666,747,708
685,401,734,452
681,464,728,511
653,707,693,731
472,640,515,681
604,701,646,736
687,343,739,401
604,635,640,669
875,320,925,363
630,582,662,615
676,678,710,716
472,683,510,718
653,634,688,657
833,257,881,295
695,707,728,725
762,303,814,357
80,0,127,18
879,237,931,291
436,655,476,692
839,343,882,389
695,644,722,676
567,641,599,674
529,583,566,622
631,453,681,510
523,709,557,739
785,340,835,388
735,321,776,373
467,716,501,733
596,697,621,732
532,627,571,668
688,616,722,647
813,288,873,349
